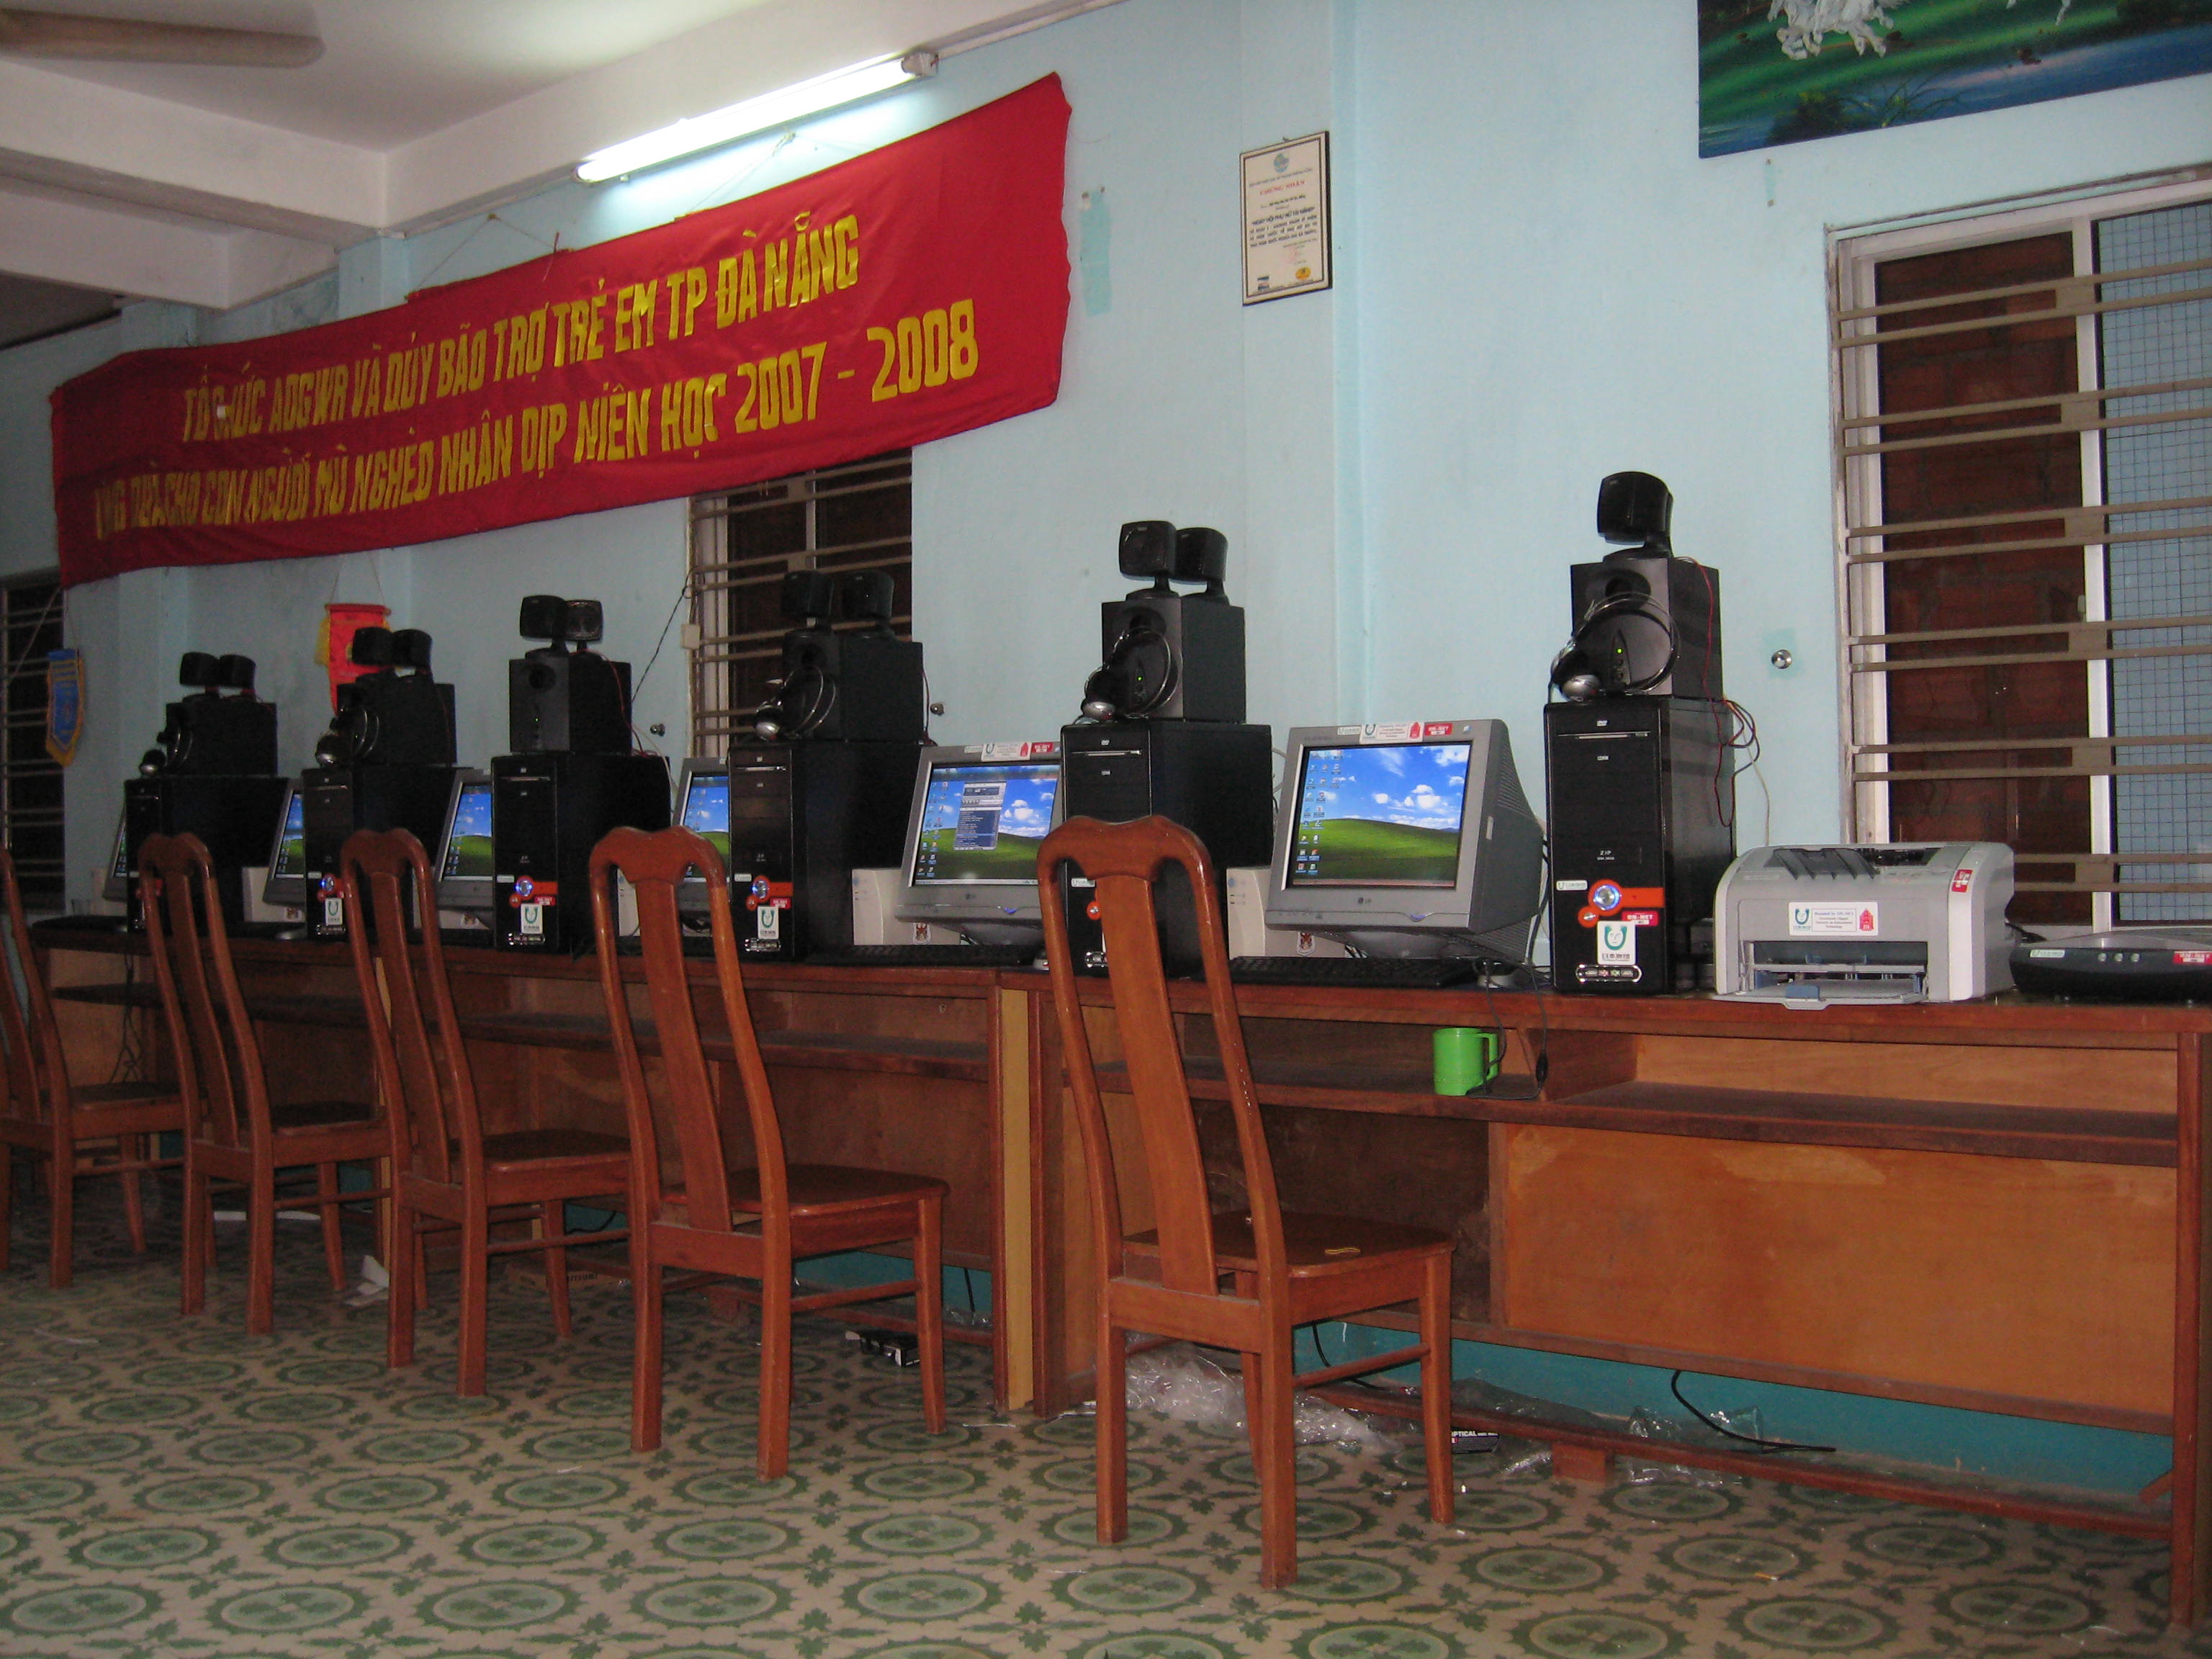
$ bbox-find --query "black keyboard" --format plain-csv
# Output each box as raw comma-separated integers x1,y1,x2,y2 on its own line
1229,956,1486,990
808,944,1038,969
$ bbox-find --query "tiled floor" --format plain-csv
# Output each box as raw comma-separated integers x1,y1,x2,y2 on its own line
1,1183,2205,1658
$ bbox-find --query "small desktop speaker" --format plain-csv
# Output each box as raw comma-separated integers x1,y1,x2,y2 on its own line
759,629,926,743
509,649,633,754
1091,593,1246,723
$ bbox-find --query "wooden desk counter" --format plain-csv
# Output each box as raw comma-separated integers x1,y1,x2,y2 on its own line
36,922,2212,1624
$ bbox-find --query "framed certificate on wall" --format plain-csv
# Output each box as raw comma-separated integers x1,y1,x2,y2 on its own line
1241,132,1330,305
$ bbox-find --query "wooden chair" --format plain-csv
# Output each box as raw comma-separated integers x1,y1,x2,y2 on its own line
1038,814,1456,1588
590,824,946,1476
138,832,388,1334
0,845,183,1287
340,827,631,1395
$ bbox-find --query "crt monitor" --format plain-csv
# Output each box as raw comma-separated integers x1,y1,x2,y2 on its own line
260,779,309,910
435,769,494,916
674,757,732,912
1263,720,1544,962
894,744,1062,947
102,806,131,905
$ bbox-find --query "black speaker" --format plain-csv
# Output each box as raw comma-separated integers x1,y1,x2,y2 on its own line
755,629,925,742
1561,553,1723,703
1085,592,1246,722
509,649,632,754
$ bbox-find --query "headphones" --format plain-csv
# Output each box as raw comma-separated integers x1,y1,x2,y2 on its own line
1548,590,1678,701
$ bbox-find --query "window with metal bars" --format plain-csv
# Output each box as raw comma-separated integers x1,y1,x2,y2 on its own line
686,451,912,757
1835,179,2212,929
0,575,65,909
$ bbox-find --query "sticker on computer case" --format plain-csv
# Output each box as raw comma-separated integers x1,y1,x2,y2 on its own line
1789,902,1878,936
519,902,544,937
1596,920,1636,966
757,904,780,941
980,740,1058,760
322,896,344,929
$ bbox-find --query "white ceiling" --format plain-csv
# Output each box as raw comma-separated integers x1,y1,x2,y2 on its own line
0,0,1082,331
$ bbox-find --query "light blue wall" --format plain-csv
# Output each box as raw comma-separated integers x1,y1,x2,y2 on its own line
1,0,2207,1487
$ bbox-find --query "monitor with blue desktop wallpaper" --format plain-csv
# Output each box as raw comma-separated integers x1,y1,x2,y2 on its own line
896,745,1061,945
1266,720,1542,961
259,780,310,910
434,770,494,917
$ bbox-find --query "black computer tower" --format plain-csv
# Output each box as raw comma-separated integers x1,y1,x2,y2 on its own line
300,764,457,936
1545,698,1734,993
491,752,671,953
1057,720,1274,976
706,739,919,961
122,773,289,923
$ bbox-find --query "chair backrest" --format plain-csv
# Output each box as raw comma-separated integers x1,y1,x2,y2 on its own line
589,826,787,1234
0,845,68,1123
140,832,268,1153
340,828,476,1185
1037,815,1286,1297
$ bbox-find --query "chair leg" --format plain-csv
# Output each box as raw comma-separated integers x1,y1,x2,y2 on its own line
1255,1335,1299,1589
1094,1309,1128,1547
46,1135,73,1290
120,1134,148,1255
631,1245,664,1453
181,1154,209,1316
317,1163,346,1292
387,1208,419,1370
246,1176,276,1335
542,1200,573,1339
1421,1251,1455,1525
914,1195,946,1435
457,1204,490,1397
757,1256,793,1480
0,1140,14,1273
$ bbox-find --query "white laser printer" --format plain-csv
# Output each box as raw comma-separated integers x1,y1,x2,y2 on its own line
1714,842,2015,1004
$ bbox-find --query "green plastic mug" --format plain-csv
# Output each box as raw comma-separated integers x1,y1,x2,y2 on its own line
1433,1027,1501,1095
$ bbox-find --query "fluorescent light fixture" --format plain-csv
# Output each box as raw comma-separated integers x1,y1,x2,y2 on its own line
577,50,938,183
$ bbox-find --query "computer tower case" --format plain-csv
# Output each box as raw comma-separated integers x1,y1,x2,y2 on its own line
1545,698,1733,993
1056,720,1274,976
492,752,671,953
122,773,289,924
300,764,457,937
708,739,921,961
1567,554,1723,703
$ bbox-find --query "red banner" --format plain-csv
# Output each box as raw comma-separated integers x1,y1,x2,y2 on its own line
51,76,1071,588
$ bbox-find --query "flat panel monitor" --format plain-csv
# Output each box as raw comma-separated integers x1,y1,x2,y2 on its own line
1264,719,1543,962
102,806,131,905
894,743,1061,947
259,780,309,910
435,769,494,916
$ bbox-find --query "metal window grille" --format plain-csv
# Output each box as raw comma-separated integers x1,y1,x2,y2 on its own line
686,451,912,757
0,575,64,908
1835,179,2212,928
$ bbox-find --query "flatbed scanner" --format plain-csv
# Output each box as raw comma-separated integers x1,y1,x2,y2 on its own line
1714,842,2015,1004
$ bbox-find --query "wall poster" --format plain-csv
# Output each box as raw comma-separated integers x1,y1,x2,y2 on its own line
1699,1,2212,158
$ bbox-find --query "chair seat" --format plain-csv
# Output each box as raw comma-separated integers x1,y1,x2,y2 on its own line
731,1161,948,1215
1128,1208,1452,1272
269,1098,379,1132
481,1128,629,1168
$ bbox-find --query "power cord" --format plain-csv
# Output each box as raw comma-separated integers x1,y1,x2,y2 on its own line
1668,1370,1833,1455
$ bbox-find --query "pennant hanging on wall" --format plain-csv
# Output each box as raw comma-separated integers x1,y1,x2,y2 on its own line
45,648,83,766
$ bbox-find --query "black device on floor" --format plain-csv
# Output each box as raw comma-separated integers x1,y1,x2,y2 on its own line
675,742,920,962
1056,719,1274,977
1545,696,1733,993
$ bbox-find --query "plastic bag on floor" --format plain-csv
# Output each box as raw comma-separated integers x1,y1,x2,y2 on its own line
1121,1344,1391,1449
1620,1406,1750,1487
